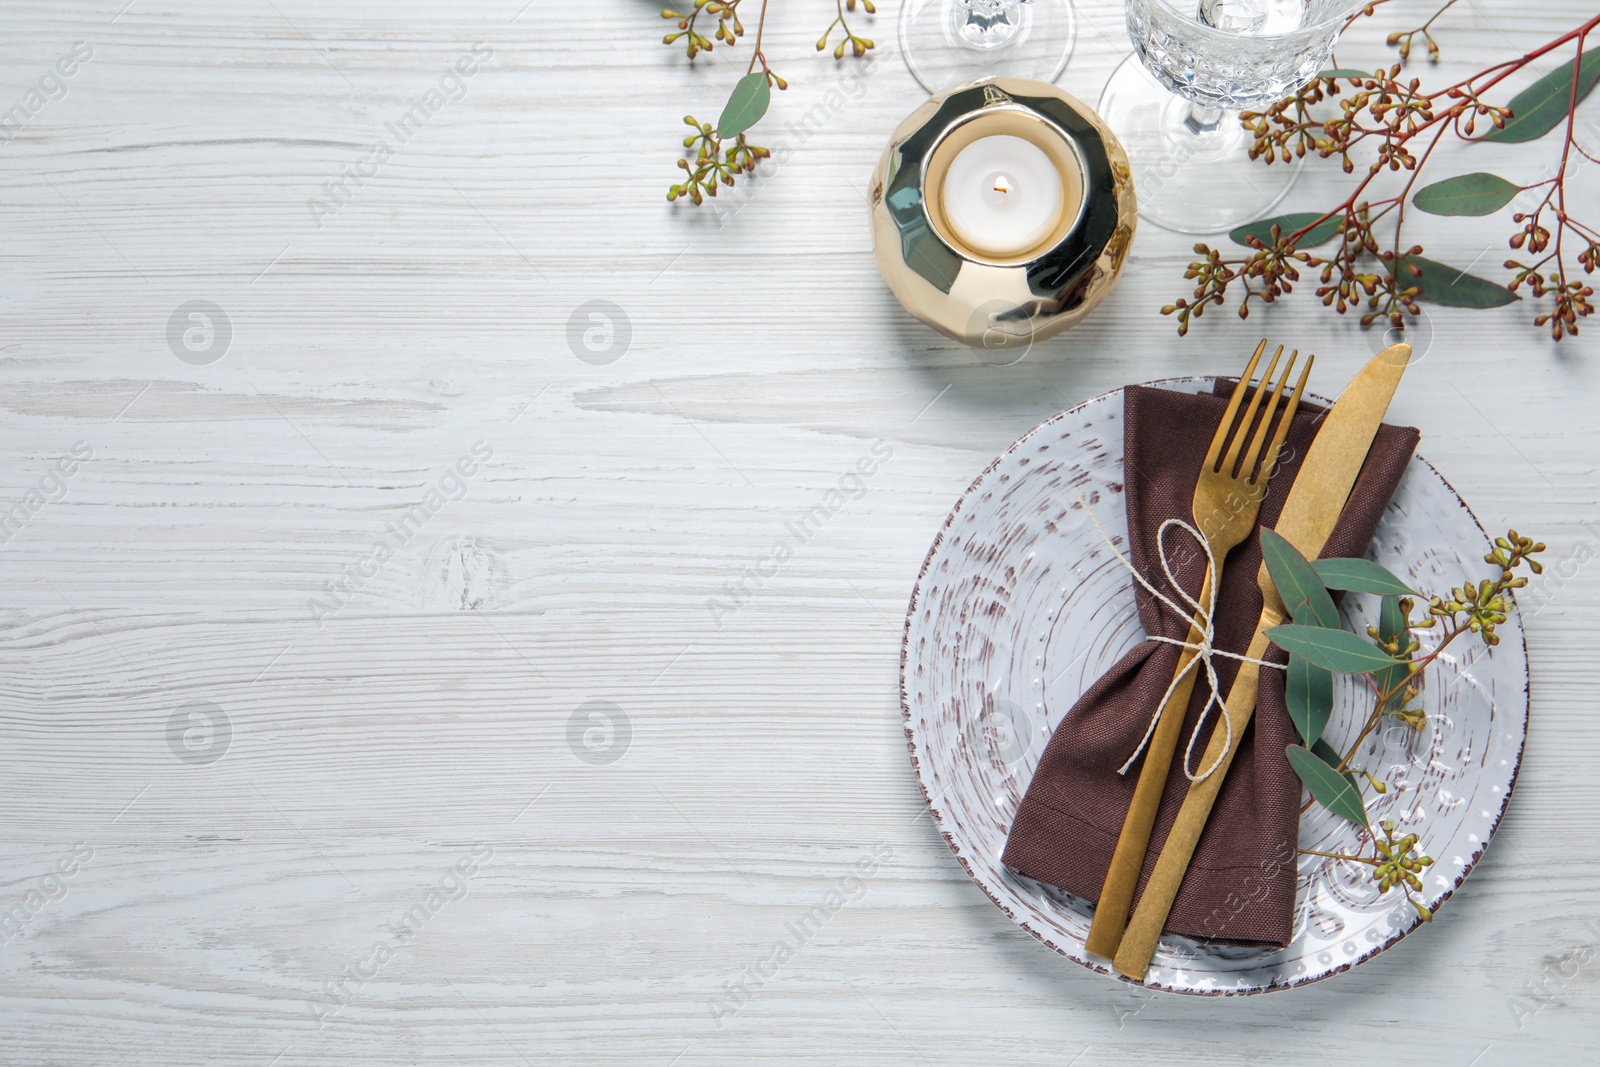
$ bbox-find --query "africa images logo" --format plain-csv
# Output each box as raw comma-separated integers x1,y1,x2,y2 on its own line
0,41,94,145
307,43,494,228
706,440,893,629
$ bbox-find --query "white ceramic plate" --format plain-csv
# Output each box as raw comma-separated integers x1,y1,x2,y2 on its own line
900,379,1528,995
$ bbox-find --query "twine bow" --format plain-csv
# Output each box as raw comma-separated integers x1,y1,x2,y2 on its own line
1075,496,1283,784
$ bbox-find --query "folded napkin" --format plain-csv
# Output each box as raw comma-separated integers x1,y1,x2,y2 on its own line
1002,382,1419,947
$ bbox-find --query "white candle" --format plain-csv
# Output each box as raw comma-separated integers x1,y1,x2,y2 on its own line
940,134,1065,259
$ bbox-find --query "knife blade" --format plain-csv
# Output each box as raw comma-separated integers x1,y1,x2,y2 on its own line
1111,342,1412,981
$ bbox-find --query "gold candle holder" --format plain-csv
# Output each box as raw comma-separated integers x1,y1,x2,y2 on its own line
870,78,1136,352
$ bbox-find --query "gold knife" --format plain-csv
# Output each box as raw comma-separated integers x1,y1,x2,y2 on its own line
1112,342,1413,981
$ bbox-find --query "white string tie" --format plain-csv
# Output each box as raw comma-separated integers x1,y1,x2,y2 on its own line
1073,494,1283,783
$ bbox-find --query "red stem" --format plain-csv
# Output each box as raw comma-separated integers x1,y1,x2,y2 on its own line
746,0,770,76
1550,27,1591,292
1277,11,1600,249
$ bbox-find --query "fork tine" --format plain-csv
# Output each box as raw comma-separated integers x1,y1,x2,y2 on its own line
1204,339,1268,470
1237,350,1298,485
1220,344,1283,476
1251,352,1314,487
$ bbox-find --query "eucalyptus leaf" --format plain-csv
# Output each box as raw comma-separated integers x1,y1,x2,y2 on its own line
1312,736,1361,795
1482,49,1600,144
1378,592,1408,644
1310,557,1417,596
1399,254,1518,308
717,72,771,140
1287,744,1370,827
1229,211,1341,248
1286,653,1335,749
1319,68,1370,79
1261,528,1339,628
1266,624,1407,674
1374,594,1413,711
1412,172,1522,216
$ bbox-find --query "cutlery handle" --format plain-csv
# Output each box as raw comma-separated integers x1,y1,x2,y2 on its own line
1112,620,1277,981
1084,565,1216,959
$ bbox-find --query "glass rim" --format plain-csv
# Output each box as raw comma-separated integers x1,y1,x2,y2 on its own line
1135,0,1369,41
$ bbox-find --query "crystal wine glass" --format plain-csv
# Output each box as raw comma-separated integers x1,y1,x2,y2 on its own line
900,0,1077,93
1098,0,1363,234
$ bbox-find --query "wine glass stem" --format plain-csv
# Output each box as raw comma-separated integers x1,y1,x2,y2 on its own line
1184,103,1228,134
952,0,1026,50
1182,103,1225,134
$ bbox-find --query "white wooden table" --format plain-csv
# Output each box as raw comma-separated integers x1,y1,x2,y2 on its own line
2,1,1596,1062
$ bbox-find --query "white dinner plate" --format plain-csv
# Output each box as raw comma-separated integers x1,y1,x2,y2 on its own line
900,379,1529,994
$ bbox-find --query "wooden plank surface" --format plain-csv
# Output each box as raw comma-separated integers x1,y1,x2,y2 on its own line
0,0,1596,1062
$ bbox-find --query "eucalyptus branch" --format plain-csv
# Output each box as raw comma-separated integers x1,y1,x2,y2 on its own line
1506,25,1599,339
1166,9,1600,340
1387,0,1462,63
660,0,877,204
746,0,770,74
1268,528,1543,922
818,0,878,60
662,0,748,59
1301,821,1436,920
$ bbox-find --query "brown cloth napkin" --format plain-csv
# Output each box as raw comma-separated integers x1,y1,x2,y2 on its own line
1002,382,1419,947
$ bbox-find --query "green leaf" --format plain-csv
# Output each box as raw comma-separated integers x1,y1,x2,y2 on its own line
1312,736,1361,795
717,73,771,140
1319,68,1370,79
1260,528,1339,628
1286,653,1335,749
1229,212,1341,249
1399,254,1518,308
1267,624,1407,675
1310,558,1417,596
1377,593,1407,644
1373,594,1413,711
1412,172,1522,217
1287,744,1370,827
1483,48,1600,144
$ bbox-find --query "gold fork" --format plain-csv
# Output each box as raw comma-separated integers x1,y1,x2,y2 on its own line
1083,340,1313,959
